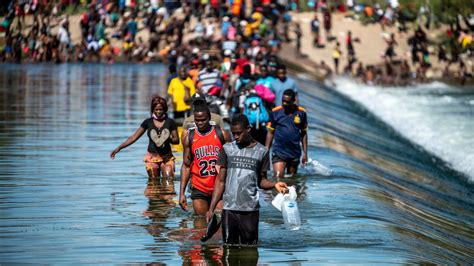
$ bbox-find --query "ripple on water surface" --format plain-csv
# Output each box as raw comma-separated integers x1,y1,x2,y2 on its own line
0,64,473,264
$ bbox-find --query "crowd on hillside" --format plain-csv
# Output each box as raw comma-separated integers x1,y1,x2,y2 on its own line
0,0,294,64
304,0,473,85
0,0,473,85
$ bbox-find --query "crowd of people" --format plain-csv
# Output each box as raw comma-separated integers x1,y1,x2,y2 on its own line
111,90,307,246
0,0,295,64
1,1,472,85
92,0,309,247
305,1,473,85
331,25,474,86
3,0,472,253
0,0,312,247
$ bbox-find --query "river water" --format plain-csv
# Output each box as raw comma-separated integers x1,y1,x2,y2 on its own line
0,64,473,264
332,77,474,181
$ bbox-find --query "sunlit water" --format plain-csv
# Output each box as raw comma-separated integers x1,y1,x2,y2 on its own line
0,64,473,264
333,77,474,180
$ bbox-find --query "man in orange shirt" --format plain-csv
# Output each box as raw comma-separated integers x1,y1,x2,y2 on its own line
179,104,227,215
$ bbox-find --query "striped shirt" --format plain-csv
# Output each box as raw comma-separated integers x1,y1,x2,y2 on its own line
198,69,221,94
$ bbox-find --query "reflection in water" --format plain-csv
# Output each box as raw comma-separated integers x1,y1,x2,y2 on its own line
143,176,227,264
178,244,224,265
143,177,177,238
176,242,260,265
144,177,176,201
223,246,259,265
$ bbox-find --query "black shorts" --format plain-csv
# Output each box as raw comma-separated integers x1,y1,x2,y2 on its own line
271,153,300,168
190,187,212,203
222,209,259,246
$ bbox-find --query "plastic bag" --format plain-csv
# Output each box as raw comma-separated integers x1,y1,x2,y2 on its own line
281,187,301,230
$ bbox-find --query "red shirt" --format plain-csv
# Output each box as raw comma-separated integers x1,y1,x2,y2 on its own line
190,127,223,195
234,58,250,75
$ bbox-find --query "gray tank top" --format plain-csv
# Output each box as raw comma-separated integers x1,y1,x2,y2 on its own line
217,141,270,211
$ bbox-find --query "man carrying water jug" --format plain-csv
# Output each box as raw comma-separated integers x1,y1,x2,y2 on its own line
206,114,288,246
265,89,308,179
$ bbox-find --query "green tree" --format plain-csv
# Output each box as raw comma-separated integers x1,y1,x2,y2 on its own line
430,0,474,29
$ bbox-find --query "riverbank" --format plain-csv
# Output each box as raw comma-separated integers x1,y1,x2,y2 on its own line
280,12,473,87
1,9,472,85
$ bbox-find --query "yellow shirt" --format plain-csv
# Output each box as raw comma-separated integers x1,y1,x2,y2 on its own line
167,77,196,112
462,35,472,49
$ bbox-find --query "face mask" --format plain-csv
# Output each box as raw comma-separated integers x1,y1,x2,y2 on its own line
152,113,166,121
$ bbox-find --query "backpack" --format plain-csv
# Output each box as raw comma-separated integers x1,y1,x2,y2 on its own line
244,94,269,129
254,83,275,103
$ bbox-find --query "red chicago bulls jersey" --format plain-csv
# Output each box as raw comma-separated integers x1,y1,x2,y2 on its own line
190,127,224,195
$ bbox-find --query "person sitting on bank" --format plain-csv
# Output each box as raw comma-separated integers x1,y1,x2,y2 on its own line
265,89,308,179
206,114,288,246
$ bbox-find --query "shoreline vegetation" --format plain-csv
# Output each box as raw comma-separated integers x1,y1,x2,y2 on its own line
0,1,473,87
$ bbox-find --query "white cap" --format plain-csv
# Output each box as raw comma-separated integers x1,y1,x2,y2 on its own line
224,49,232,56
192,47,200,54
157,7,167,16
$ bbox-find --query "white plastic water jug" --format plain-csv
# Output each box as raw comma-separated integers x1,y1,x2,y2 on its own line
307,158,332,176
281,187,301,230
